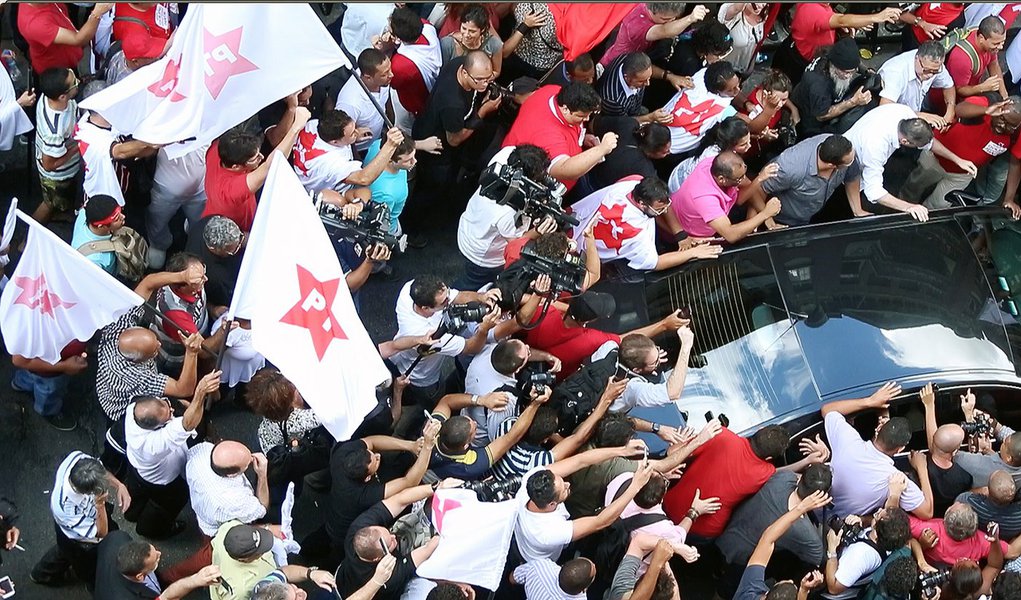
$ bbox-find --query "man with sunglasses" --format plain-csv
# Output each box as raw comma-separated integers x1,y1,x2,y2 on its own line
878,41,957,129
909,96,1017,210
571,175,720,279
33,67,80,225
124,371,220,540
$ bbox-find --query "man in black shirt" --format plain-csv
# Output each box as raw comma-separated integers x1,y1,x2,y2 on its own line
413,50,501,154
184,215,243,308
94,530,220,600
790,37,874,137
920,383,974,516
337,480,460,600
325,421,439,566
588,116,670,191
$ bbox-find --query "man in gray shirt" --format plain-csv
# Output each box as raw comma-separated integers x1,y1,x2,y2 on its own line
955,400,1021,489
755,134,863,226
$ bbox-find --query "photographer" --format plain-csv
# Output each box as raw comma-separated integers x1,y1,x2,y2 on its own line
956,390,1021,488
823,507,913,600
389,275,504,436
456,144,559,291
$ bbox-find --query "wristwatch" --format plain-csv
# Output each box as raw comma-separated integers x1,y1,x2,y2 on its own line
306,567,319,580
651,423,661,434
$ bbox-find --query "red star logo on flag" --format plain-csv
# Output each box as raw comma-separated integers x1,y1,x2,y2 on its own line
431,496,462,533
74,125,90,174
202,26,258,100
668,93,727,136
592,202,641,253
279,264,347,361
12,274,77,318
293,128,327,176
147,57,187,102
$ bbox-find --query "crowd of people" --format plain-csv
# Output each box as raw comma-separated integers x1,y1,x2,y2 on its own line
4,2,1021,600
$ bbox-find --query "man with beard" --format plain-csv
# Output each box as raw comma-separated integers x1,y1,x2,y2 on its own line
792,37,875,138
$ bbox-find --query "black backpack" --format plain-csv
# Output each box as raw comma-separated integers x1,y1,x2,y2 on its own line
549,350,619,435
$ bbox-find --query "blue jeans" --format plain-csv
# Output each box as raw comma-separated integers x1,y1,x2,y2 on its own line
454,257,504,293
13,368,68,416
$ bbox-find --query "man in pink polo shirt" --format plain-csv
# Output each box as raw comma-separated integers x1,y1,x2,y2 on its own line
672,151,781,243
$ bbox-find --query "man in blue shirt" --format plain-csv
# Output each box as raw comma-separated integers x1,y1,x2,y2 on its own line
71,194,124,275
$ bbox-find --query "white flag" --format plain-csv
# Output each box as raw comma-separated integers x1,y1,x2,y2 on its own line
229,154,389,441
80,3,349,159
417,489,518,591
0,210,143,363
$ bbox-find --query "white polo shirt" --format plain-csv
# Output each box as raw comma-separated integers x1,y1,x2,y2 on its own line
335,73,391,153
390,280,466,387
877,49,953,113
844,103,931,204
514,467,574,562
125,402,197,486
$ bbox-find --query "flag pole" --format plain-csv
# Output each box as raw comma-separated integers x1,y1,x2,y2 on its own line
139,301,220,362
337,41,395,130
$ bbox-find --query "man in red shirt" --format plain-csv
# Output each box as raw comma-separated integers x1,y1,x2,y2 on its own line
502,82,618,192
914,96,1019,209
778,3,900,84
376,7,442,120
933,16,1008,110
202,105,311,232
901,3,966,49
663,425,820,539
17,2,112,74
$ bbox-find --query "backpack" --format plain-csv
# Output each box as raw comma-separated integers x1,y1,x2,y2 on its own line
77,226,149,284
939,27,981,75
548,349,619,436
856,543,912,600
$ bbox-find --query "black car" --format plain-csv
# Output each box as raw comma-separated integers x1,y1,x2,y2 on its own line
598,206,1021,452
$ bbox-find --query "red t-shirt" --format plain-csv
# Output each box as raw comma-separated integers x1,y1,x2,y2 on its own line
790,3,835,62
391,33,432,116
935,97,1021,172
523,306,621,379
17,3,83,74
503,85,585,191
946,31,997,87
111,3,173,43
909,516,1007,566
911,3,965,43
662,428,776,538
202,141,257,232
600,4,655,67
996,4,1021,28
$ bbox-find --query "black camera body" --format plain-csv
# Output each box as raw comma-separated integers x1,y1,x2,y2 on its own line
520,244,587,297
827,515,865,549
918,568,950,597
461,476,521,502
962,412,994,437
479,160,577,232
317,197,407,254
487,82,514,102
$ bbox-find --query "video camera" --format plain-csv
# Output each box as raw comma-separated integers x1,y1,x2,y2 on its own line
479,158,578,232
316,196,407,254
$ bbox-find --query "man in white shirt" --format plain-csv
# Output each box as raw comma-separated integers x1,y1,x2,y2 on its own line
877,41,956,126
662,62,740,155
31,451,131,588
336,48,393,153
389,275,501,436
124,371,220,539
511,558,595,600
75,108,160,205
456,144,559,291
514,446,652,563
843,103,972,222
292,111,404,197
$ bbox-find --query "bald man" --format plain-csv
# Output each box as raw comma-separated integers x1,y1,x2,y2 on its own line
926,424,974,516
958,470,1021,539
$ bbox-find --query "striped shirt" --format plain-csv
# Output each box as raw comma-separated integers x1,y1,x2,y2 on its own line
51,451,103,543
34,98,80,180
185,443,267,537
513,559,586,600
490,418,554,481
96,308,169,421
598,54,646,118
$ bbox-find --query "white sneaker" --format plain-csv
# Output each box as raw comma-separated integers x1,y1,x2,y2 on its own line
147,247,166,270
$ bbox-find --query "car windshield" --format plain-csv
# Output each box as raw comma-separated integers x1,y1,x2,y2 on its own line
645,217,1019,433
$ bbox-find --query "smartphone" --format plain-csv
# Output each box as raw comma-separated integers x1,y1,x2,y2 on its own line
0,577,12,599
379,537,390,556
678,306,692,320
613,364,630,382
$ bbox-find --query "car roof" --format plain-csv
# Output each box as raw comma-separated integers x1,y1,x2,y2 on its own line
605,206,1021,433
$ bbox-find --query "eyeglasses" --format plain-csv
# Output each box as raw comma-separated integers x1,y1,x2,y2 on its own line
464,70,494,85
67,70,80,91
916,58,943,76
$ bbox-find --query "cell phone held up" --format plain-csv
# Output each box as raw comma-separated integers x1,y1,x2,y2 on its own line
705,411,730,428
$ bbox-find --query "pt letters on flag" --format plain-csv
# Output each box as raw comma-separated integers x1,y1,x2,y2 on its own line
0,210,143,363
80,3,349,159
230,155,389,441
417,489,518,591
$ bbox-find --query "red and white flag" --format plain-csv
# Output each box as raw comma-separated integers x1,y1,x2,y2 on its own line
417,489,518,591
0,209,143,363
570,176,660,271
229,153,389,441
80,3,349,159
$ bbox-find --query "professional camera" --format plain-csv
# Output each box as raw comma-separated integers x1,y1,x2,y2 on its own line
519,243,587,297
918,568,951,597
316,196,408,254
479,158,578,232
487,82,514,102
827,515,865,549
461,476,521,502
517,363,556,399
962,412,994,437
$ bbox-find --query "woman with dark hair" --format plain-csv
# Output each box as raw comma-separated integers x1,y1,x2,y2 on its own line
586,117,672,193
667,116,751,193
439,3,504,78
